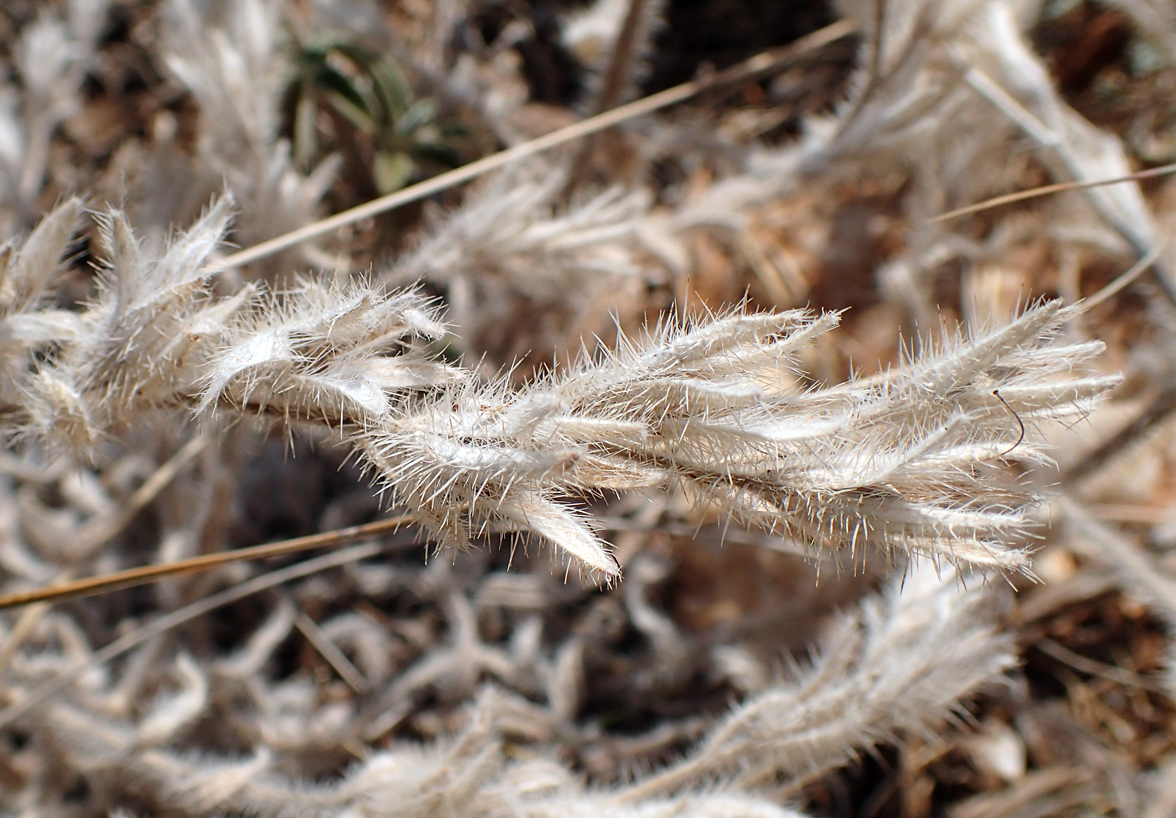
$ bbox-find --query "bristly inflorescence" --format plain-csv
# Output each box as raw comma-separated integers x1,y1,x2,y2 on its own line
1,197,1119,580
197,277,462,427
11,197,458,455
358,302,1119,579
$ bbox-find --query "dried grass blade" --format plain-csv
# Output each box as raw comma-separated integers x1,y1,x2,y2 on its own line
0,514,412,611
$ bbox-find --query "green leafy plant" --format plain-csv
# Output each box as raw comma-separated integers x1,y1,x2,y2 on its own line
282,31,465,195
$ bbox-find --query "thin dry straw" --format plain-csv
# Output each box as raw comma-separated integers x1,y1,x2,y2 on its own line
205,19,857,273
0,515,412,611
560,0,657,202
929,162,1176,224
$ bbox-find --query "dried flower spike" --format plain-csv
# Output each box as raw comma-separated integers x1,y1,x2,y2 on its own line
359,300,1118,578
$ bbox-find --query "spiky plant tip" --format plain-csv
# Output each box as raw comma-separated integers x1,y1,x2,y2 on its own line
343,298,1118,583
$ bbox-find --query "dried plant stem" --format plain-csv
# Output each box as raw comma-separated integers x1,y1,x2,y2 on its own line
295,611,371,693
929,162,1176,224
561,0,653,200
1034,637,1165,693
0,514,412,611
206,19,856,273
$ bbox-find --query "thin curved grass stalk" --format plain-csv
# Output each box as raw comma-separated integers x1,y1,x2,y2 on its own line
929,162,1176,224
0,514,412,612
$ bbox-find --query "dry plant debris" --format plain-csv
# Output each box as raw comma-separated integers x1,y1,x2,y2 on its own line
0,0,1175,816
